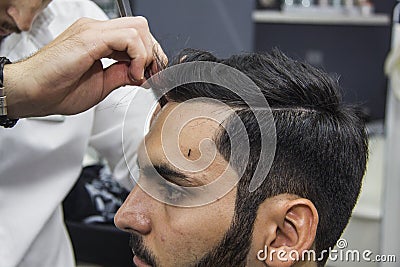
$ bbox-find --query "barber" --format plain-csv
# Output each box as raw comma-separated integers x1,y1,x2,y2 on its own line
1,16,166,127
0,1,166,266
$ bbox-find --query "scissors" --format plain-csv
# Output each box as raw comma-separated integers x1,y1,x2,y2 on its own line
116,0,133,17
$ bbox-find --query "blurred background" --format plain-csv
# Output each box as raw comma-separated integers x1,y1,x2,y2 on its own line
67,0,398,266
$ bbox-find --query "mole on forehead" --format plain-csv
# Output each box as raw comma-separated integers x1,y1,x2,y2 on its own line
141,133,231,186
178,119,219,152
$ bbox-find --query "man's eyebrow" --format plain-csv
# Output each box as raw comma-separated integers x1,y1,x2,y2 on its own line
138,158,198,186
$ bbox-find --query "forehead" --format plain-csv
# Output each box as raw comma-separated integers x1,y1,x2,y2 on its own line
146,101,225,161
140,100,235,182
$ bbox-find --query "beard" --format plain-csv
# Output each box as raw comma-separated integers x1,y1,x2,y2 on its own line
130,234,159,266
192,213,253,267
129,212,254,267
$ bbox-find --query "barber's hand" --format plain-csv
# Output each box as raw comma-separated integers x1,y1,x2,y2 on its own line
4,16,167,118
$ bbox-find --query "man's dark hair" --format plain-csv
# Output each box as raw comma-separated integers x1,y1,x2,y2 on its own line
157,48,368,266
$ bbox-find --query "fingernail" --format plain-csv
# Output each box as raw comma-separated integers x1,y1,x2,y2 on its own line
141,68,145,80
128,72,136,82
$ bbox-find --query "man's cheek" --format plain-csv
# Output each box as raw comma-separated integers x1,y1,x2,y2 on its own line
170,212,227,247
159,221,214,263
154,232,200,266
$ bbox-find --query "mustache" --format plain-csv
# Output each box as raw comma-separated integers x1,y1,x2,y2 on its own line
129,234,158,266
0,21,21,34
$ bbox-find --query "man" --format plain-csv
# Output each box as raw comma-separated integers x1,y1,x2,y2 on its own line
0,1,162,267
115,49,368,266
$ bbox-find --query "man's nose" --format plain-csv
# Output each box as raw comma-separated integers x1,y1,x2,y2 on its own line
114,186,153,235
6,6,37,32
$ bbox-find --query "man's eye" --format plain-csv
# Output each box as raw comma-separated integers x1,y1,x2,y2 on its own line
159,183,187,202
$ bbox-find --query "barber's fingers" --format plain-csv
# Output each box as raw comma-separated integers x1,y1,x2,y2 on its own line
95,16,148,30
127,36,148,81
102,61,143,94
98,28,148,81
85,17,166,80
53,16,166,82
149,35,168,71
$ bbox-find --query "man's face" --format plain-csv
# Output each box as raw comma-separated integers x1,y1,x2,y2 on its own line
115,101,254,266
115,100,319,267
0,0,51,38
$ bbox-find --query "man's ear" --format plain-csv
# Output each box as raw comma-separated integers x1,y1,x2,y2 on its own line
256,195,318,267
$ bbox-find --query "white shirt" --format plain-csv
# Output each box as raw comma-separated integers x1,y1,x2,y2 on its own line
0,1,154,266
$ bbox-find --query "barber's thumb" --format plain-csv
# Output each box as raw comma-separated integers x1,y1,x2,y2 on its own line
103,62,143,94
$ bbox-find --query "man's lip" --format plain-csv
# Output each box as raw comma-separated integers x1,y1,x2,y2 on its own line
133,255,152,267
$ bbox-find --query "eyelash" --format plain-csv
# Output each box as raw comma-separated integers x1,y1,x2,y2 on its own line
138,167,187,203
159,182,187,203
